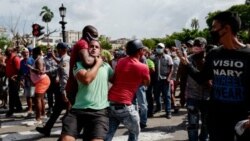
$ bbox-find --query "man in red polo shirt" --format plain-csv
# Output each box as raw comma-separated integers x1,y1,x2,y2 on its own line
65,25,98,106
5,47,22,117
106,39,150,141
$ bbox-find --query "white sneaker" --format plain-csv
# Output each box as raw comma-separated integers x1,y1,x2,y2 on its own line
26,120,43,127
24,111,34,118
41,115,48,119
41,115,48,122
34,120,43,126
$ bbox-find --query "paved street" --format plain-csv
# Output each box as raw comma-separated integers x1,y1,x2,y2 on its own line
0,96,188,141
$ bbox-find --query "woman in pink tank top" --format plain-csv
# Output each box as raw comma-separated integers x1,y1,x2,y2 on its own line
28,47,50,125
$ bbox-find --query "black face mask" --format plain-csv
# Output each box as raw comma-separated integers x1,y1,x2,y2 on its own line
193,52,204,60
47,52,52,58
210,27,224,44
210,30,220,44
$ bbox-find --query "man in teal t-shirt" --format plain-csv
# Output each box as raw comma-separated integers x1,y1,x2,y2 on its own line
60,40,113,141
72,61,112,110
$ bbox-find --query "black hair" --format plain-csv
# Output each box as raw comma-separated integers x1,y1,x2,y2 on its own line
206,44,217,53
126,39,143,56
32,47,42,58
126,46,137,56
82,25,98,39
212,11,241,35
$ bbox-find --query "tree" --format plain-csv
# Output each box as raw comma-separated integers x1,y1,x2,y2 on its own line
5,15,33,50
191,18,199,30
99,35,112,50
206,4,250,43
0,36,11,51
40,6,54,46
228,4,250,43
142,38,156,49
246,0,250,5
228,5,250,32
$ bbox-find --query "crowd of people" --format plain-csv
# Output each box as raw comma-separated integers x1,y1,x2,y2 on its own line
0,11,250,141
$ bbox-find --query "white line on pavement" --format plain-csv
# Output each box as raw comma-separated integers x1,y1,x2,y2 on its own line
0,128,173,141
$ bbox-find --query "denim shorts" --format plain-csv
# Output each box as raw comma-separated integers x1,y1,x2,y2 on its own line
24,86,35,97
61,108,109,140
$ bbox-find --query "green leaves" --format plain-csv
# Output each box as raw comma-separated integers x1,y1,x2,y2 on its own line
0,36,11,51
206,4,250,43
99,35,112,50
40,6,54,23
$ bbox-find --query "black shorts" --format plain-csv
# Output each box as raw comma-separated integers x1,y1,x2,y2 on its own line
61,108,109,140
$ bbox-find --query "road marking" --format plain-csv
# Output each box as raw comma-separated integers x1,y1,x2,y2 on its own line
0,117,63,128
0,128,173,141
112,132,173,141
0,127,61,141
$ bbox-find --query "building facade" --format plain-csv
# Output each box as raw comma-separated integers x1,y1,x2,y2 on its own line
0,26,7,36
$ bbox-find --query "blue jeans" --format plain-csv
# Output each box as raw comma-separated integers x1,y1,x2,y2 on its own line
105,105,140,141
136,85,148,125
187,98,209,141
153,80,171,113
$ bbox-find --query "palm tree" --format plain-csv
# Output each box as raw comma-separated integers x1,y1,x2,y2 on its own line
40,6,54,46
246,0,250,5
191,18,199,30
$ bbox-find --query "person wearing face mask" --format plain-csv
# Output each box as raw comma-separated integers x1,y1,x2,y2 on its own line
44,48,59,116
152,43,173,119
178,11,250,141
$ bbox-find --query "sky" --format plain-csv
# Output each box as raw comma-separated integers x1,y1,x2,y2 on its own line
0,0,246,40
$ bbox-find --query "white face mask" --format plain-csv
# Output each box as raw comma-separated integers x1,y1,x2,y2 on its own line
156,48,164,54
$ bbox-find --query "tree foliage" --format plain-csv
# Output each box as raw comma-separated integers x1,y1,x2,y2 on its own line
40,6,54,36
40,6,54,23
228,4,250,31
36,44,48,53
142,28,210,50
99,35,112,50
191,18,199,30
205,4,250,43
0,36,11,51
142,38,156,49
206,5,250,30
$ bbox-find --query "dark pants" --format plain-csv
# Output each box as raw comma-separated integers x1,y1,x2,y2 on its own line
237,128,250,141
146,83,154,116
186,99,209,141
8,79,22,113
208,110,248,141
179,77,186,107
62,108,109,140
153,80,171,113
46,77,59,110
44,92,66,130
